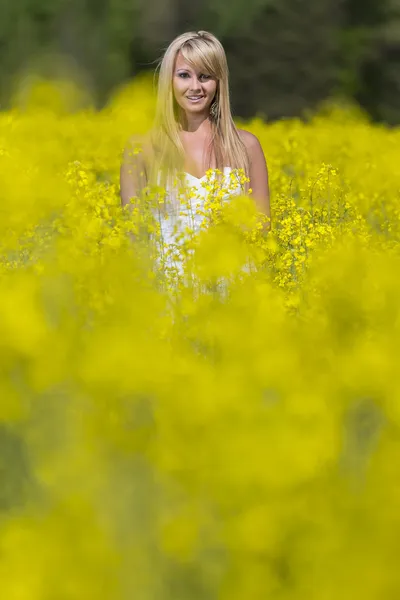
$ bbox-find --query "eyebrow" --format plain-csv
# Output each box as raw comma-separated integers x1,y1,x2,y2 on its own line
176,68,209,74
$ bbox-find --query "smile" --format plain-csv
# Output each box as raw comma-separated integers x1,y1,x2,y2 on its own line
186,96,204,102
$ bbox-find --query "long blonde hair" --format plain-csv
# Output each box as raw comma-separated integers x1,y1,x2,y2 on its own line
147,30,250,191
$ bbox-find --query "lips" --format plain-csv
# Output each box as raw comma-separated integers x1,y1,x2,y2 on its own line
186,96,204,101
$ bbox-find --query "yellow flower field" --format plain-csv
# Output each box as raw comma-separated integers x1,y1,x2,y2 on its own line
1,76,400,599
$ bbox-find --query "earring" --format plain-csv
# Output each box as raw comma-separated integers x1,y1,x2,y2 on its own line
210,99,219,120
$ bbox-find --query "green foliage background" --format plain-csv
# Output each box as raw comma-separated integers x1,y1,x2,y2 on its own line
0,0,399,123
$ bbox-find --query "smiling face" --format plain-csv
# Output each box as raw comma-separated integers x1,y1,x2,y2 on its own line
173,51,218,119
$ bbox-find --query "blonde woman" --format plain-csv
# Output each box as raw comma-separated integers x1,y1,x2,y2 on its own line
120,30,270,266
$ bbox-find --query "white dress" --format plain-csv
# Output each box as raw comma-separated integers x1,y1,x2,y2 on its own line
150,167,244,284
154,167,243,257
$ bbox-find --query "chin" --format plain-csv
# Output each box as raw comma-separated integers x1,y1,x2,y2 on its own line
187,102,210,110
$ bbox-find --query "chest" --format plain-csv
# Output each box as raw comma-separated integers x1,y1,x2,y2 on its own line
180,134,216,179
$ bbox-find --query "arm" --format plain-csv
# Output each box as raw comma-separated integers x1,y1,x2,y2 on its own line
239,130,271,229
120,136,148,208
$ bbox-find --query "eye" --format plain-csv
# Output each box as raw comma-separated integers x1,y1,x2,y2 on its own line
178,72,189,78
200,74,211,81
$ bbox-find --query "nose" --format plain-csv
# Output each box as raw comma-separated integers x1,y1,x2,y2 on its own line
188,75,202,92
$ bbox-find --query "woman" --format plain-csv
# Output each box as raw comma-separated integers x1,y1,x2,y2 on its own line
120,30,270,270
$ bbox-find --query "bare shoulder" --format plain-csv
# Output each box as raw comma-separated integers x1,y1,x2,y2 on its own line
237,129,267,170
237,128,262,152
122,133,154,164
237,128,270,217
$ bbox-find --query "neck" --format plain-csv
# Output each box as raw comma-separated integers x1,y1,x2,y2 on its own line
180,112,212,134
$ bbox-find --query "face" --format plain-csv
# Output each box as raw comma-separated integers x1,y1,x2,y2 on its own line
173,51,218,118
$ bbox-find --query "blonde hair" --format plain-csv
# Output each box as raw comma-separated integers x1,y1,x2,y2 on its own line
147,30,250,191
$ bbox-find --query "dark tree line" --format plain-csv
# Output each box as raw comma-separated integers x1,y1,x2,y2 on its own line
0,0,399,123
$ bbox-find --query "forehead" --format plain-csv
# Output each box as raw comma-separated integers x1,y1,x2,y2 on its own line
174,51,205,72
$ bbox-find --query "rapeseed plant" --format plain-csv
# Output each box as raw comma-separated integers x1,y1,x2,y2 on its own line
0,78,399,599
